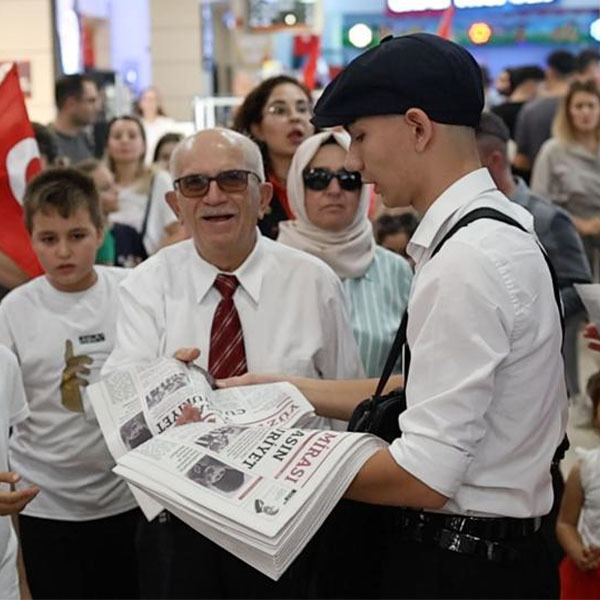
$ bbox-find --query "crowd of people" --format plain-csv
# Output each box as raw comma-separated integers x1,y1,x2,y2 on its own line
0,35,599,600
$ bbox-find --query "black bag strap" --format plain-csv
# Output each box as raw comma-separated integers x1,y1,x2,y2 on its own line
373,207,565,399
374,312,408,397
432,208,564,336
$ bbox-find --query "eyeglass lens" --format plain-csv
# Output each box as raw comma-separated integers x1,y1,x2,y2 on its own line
303,168,362,191
176,170,255,197
265,100,312,118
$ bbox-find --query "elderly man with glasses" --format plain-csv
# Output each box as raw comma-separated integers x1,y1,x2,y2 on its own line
102,127,363,599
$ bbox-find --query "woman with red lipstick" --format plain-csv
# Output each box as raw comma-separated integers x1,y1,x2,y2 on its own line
531,80,600,276
104,115,183,254
233,75,315,239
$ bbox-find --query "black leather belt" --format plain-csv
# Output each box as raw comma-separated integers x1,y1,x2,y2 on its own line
392,509,542,564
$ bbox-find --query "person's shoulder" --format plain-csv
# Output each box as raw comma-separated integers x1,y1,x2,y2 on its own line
539,137,562,153
123,239,193,284
439,198,534,264
373,245,412,274
96,265,130,286
0,276,45,310
262,236,341,282
0,344,18,370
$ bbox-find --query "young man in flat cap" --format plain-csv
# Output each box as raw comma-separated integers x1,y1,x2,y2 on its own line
223,33,567,599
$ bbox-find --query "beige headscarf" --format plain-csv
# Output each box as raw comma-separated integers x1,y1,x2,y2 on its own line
277,131,375,280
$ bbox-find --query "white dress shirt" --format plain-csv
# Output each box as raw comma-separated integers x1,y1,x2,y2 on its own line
389,168,568,518
103,235,364,388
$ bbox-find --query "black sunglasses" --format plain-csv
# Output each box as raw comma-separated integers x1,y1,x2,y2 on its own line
174,169,261,198
303,168,362,192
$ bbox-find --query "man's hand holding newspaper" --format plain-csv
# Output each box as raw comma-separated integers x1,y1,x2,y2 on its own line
87,358,386,580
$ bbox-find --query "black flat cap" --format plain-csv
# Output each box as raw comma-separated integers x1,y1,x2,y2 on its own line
313,33,484,129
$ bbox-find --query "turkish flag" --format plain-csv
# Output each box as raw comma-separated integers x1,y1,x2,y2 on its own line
302,35,320,91
436,5,455,40
0,64,43,277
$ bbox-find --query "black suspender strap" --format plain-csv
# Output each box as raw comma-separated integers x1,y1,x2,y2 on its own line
375,207,565,399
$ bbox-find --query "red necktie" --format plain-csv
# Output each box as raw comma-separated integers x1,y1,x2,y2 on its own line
208,274,248,379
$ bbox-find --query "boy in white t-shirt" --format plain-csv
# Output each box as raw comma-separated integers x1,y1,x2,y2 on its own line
0,168,139,599
0,346,38,600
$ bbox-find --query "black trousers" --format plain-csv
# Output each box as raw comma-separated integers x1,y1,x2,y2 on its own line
312,500,559,600
380,530,559,599
19,509,140,600
135,511,310,599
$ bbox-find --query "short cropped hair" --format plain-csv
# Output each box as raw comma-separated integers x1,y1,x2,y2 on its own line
32,122,59,166
577,49,600,75
23,167,103,233
476,111,510,144
510,66,545,90
374,213,419,245
547,50,576,78
55,74,96,110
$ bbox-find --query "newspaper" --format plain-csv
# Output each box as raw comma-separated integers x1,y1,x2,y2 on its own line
575,283,600,326
115,422,386,580
88,358,387,580
86,358,317,519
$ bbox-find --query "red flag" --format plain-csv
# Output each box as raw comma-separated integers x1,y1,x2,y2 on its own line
436,5,455,40
302,35,321,91
0,64,43,277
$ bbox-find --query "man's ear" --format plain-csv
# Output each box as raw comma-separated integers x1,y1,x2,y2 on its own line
403,108,433,153
166,191,182,221
257,182,273,219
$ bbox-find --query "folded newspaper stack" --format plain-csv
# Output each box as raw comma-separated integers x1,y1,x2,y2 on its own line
87,358,386,580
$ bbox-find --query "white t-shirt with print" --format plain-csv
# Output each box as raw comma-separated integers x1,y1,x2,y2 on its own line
0,267,136,521
0,346,29,599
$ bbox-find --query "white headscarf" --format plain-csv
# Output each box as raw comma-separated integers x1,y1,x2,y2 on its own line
277,131,376,280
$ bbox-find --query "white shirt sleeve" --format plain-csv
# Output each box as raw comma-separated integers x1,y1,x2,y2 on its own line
389,240,514,498
101,268,166,376
0,347,29,427
143,170,176,255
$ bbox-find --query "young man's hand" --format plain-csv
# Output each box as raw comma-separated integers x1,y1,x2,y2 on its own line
0,472,39,515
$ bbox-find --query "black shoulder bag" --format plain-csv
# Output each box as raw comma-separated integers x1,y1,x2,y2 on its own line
310,208,569,600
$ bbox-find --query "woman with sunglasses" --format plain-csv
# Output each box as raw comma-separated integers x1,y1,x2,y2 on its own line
278,131,413,377
233,75,315,239
104,115,184,255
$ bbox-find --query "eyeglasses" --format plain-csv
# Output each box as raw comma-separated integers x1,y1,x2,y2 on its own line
173,170,261,198
264,101,312,119
303,168,362,192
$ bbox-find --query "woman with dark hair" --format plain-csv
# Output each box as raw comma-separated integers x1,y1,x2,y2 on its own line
152,132,183,170
232,75,315,238
531,79,600,275
104,115,182,253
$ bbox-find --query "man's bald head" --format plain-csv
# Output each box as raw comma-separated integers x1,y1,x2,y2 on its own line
165,127,273,272
170,128,265,181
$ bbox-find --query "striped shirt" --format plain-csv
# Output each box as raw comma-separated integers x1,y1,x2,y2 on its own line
343,246,413,377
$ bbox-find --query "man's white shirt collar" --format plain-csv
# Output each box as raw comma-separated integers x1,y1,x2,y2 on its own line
407,168,498,264
189,230,265,305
